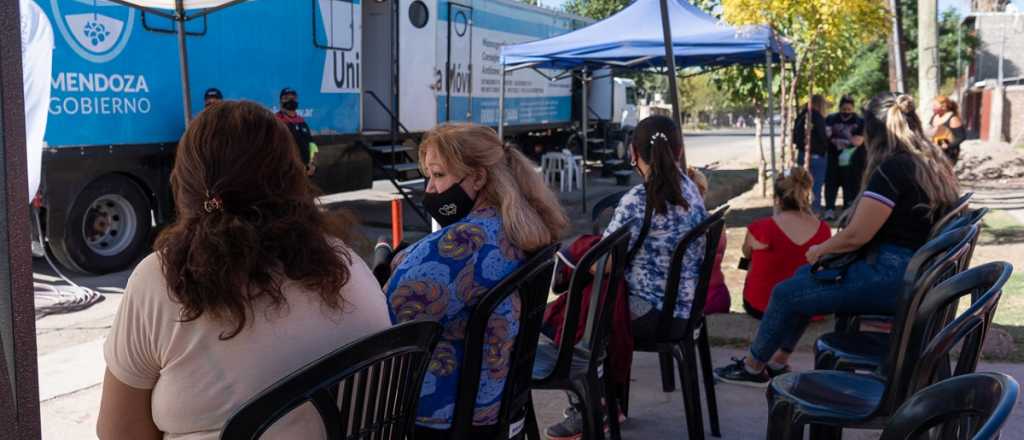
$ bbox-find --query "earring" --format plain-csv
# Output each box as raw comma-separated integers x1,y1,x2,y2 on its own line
630,159,637,167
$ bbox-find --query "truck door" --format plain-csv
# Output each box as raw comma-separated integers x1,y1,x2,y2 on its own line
444,3,472,122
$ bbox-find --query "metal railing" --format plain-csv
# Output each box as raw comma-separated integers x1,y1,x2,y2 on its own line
363,91,429,225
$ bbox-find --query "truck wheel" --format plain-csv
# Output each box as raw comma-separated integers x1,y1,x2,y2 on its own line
56,175,153,274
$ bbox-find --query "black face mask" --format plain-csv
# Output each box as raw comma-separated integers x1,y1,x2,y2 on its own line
282,100,298,111
840,111,853,119
423,178,476,227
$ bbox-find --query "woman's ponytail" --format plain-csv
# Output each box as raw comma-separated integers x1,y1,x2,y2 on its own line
633,115,687,214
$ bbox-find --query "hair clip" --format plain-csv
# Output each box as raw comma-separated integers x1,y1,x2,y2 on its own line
650,132,669,146
203,192,223,213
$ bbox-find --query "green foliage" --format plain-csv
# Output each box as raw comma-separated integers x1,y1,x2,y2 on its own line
563,0,629,19
828,6,979,104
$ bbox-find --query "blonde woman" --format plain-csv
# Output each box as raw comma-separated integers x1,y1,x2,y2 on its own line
384,124,567,439
741,167,831,321
716,93,959,386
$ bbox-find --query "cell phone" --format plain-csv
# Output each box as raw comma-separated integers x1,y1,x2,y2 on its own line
738,257,751,271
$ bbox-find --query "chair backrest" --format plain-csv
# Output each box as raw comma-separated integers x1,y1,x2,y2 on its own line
881,262,1013,415
878,226,978,391
656,206,728,339
546,220,635,382
590,190,628,234
221,321,443,440
880,372,1019,440
449,244,559,440
928,192,973,240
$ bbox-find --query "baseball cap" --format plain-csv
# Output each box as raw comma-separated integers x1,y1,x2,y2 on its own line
204,88,223,99
280,87,298,98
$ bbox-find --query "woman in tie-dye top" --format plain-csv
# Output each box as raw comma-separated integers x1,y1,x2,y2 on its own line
385,124,567,439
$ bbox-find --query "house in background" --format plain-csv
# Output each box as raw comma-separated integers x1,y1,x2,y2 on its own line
958,9,1024,144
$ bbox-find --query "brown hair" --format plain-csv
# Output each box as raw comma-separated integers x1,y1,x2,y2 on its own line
863,93,959,219
155,100,355,339
774,166,813,214
418,124,567,251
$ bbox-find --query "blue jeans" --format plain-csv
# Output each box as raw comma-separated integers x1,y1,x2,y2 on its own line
809,154,827,212
749,244,914,363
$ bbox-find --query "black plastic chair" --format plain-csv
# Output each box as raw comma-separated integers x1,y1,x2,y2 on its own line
880,372,1020,440
830,198,984,337
527,220,635,440
220,320,443,440
448,244,560,440
625,205,728,439
591,190,629,234
928,192,973,240
766,261,1012,440
814,225,979,372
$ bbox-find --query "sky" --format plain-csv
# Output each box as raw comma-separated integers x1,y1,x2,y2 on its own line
537,0,1020,15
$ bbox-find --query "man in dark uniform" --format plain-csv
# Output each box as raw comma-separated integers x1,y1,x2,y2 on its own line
203,88,223,108
275,87,317,176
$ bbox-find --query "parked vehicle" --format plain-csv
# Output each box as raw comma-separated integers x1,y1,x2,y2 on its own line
34,0,629,273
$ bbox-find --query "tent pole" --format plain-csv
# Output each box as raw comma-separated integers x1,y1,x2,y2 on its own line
766,48,776,182
581,67,589,213
658,0,685,168
175,0,192,125
498,66,506,139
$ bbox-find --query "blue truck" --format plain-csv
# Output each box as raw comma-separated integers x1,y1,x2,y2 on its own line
36,0,638,273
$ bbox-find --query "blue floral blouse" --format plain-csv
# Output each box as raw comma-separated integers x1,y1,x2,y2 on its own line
384,207,525,429
604,173,708,319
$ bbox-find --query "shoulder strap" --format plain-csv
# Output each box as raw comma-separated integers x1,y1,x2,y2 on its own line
625,193,654,263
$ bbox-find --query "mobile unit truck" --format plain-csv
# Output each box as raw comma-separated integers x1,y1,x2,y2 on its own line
37,0,634,274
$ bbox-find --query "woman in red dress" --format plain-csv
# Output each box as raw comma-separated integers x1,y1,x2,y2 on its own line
742,167,832,319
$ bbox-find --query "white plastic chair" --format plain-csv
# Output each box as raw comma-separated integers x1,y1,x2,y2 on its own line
541,152,579,192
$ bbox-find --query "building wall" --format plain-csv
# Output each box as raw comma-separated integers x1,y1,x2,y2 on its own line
1008,86,1024,144
972,14,1024,83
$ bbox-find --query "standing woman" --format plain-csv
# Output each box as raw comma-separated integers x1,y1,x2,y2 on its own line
715,93,959,386
385,124,567,439
927,95,966,164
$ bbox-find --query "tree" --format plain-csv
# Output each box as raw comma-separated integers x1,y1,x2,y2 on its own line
563,0,629,19
828,7,979,103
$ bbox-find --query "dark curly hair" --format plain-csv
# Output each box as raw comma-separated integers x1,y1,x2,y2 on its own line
155,100,355,339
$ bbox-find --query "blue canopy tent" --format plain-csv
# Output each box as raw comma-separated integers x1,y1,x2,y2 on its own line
498,0,794,209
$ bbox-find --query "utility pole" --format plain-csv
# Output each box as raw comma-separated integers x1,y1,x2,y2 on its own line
888,0,907,93
918,0,939,111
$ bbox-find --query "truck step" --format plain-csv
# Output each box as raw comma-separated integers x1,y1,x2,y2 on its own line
368,144,415,154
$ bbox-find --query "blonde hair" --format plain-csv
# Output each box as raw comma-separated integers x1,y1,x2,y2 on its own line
419,124,568,251
863,93,959,218
686,167,708,197
774,166,813,214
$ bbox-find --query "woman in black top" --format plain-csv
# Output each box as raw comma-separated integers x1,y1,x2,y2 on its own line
715,93,960,386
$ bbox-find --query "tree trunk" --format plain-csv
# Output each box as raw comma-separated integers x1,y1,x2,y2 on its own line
754,106,768,197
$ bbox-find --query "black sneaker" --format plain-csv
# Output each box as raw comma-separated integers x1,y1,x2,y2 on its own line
714,357,770,388
766,364,791,378
546,406,583,440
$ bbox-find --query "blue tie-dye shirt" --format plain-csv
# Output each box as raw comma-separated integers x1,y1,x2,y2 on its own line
604,172,708,319
385,207,525,429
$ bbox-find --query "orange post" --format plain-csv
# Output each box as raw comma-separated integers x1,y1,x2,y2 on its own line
391,198,403,248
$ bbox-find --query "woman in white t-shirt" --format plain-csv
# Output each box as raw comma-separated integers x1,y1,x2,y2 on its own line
97,101,391,440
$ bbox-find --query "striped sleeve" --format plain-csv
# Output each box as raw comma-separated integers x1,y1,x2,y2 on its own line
864,167,898,208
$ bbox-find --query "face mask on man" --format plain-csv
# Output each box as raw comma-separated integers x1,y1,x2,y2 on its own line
423,177,476,227
282,100,298,111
